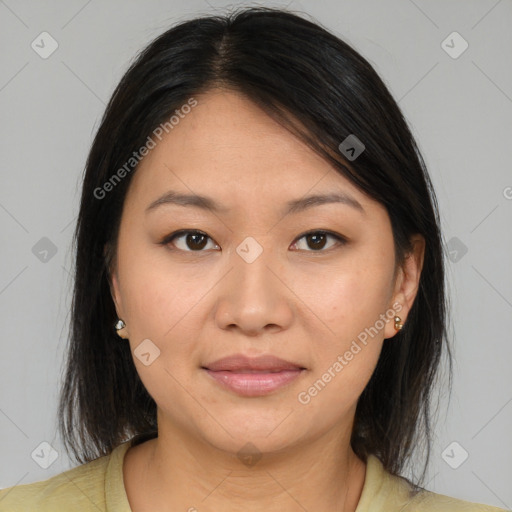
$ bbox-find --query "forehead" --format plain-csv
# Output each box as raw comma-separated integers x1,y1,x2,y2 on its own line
125,89,373,214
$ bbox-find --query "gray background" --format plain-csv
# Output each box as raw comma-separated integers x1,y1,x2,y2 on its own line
0,0,511,508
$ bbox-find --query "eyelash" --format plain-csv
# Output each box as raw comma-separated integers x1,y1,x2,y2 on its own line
159,229,347,253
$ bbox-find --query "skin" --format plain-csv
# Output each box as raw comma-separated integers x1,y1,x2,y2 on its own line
109,89,425,512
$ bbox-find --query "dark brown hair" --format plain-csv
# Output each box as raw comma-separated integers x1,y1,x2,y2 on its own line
58,6,452,487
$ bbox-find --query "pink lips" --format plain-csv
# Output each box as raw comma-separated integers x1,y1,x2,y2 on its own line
202,354,306,397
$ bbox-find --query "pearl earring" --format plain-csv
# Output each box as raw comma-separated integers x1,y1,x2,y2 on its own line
115,319,128,339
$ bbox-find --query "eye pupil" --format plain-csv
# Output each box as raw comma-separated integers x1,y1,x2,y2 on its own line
307,233,327,250
187,233,207,250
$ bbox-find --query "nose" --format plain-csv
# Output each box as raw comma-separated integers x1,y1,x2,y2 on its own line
214,244,294,337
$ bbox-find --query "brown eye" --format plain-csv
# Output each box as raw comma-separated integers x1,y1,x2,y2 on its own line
291,230,346,252
163,230,219,252
306,233,328,250
184,233,208,250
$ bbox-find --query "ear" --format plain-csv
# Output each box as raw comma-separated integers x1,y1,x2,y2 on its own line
384,234,425,339
109,269,123,316
105,244,130,339
104,244,124,317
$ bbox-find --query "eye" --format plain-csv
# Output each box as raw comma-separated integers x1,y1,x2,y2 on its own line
160,229,346,253
161,230,219,252
290,230,346,252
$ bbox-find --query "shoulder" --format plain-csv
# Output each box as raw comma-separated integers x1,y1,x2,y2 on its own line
397,484,508,512
392,482,508,511
359,455,509,512
0,442,131,512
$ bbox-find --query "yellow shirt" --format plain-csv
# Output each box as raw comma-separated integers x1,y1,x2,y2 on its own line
0,439,507,511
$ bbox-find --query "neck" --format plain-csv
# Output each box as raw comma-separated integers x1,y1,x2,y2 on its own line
126,417,367,512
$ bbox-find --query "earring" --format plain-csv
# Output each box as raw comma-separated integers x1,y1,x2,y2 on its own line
394,316,403,331
115,319,128,339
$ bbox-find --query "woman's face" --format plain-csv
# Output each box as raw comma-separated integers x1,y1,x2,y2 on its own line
109,89,423,456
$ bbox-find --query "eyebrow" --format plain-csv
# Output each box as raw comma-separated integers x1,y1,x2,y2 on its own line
145,190,365,216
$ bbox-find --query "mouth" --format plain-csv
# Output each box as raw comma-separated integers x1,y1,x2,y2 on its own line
202,368,305,373
201,353,307,396
202,353,306,373
201,367,306,397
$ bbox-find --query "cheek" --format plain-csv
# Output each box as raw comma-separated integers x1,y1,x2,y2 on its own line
295,270,386,419
117,242,209,340
292,257,392,407
116,247,207,407
297,261,392,341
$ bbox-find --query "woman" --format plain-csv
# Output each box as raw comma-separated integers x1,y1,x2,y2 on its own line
0,7,506,511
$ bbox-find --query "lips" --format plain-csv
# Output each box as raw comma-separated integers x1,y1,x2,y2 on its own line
202,354,305,372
